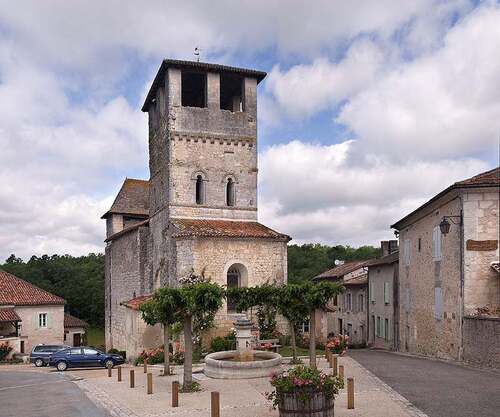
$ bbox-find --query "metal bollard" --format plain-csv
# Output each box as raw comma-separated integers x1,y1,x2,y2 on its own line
172,381,179,407
130,369,135,388
211,391,220,417
347,377,354,409
117,366,122,382
147,372,153,395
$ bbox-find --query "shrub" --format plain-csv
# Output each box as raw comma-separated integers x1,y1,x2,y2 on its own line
172,350,185,365
0,343,13,361
326,335,349,355
135,347,165,365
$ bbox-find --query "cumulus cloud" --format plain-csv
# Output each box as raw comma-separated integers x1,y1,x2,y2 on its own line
258,140,489,245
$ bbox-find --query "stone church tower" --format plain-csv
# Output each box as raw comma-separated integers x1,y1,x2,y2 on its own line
103,60,290,356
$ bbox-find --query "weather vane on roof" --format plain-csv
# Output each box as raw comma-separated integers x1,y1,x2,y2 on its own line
194,47,200,62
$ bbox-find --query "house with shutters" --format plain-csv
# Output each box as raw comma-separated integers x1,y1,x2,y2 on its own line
391,166,499,367
0,270,88,358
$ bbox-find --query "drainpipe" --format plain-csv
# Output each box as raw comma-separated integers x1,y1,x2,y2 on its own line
458,204,464,362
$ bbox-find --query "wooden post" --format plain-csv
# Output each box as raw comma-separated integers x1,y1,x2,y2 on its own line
211,391,220,417
147,372,153,395
143,360,147,373
347,377,354,409
117,366,122,382
339,364,344,381
172,381,179,407
107,366,112,377
332,356,338,376
130,369,135,388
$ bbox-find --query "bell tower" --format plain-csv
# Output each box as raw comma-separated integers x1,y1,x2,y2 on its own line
142,60,267,286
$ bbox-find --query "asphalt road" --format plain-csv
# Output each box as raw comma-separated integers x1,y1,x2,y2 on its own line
0,369,109,417
349,349,500,417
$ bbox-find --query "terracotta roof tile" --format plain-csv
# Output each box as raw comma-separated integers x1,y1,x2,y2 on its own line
0,270,65,306
64,313,89,328
0,308,21,322
367,251,399,267
314,260,371,280
121,295,152,311
102,178,149,218
171,218,290,241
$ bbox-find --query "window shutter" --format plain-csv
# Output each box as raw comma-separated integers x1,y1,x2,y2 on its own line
47,313,51,329
384,282,390,304
433,226,442,261
434,287,442,320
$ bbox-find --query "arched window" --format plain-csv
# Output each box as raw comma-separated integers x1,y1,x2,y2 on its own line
226,267,240,313
226,178,235,206
195,175,204,205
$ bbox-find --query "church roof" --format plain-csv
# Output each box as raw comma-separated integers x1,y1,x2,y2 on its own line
142,59,267,112
171,218,291,241
0,270,65,306
101,178,149,219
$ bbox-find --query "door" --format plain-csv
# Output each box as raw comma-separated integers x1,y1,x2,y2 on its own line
82,348,102,367
338,319,343,335
73,333,81,347
68,348,84,367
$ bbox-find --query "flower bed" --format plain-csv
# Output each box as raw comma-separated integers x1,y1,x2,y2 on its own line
326,335,349,355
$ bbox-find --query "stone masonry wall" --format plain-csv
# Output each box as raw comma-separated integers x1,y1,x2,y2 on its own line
398,195,462,360
463,316,500,368
462,189,500,314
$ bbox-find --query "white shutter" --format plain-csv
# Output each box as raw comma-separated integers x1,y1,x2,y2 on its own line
433,226,442,261
404,239,411,266
384,282,390,304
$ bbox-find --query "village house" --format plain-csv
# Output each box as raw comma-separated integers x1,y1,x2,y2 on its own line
0,270,88,358
367,241,399,350
314,260,372,346
103,59,290,359
391,167,499,367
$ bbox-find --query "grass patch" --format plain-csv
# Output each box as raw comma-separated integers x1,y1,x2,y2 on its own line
278,345,325,357
87,327,105,349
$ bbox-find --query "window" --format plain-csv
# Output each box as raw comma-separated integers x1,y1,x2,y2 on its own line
403,239,411,266
418,237,422,252
226,266,240,313
83,348,99,355
195,175,204,205
181,71,206,108
226,178,235,206
301,319,310,333
347,323,352,337
384,318,389,340
370,281,375,303
433,226,442,261
434,287,442,320
69,348,81,355
376,316,381,337
38,313,47,328
220,74,243,111
358,294,364,312
345,293,352,312
384,282,390,305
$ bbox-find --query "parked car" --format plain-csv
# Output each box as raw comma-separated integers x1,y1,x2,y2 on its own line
49,346,125,371
30,345,70,367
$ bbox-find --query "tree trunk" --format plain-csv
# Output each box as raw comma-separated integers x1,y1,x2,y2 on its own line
309,309,316,369
290,322,298,362
163,324,171,375
183,315,193,387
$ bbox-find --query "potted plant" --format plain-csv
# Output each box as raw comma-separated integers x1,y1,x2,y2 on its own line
326,335,349,357
266,365,343,417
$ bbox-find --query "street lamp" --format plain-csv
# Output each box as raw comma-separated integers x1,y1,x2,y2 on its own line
439,215,462,235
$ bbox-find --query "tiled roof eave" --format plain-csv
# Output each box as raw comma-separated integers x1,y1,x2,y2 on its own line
172,232,290,241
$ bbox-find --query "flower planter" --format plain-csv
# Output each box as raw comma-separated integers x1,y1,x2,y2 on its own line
277,388,335,417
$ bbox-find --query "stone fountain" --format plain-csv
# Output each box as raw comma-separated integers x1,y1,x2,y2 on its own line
204,316,282,379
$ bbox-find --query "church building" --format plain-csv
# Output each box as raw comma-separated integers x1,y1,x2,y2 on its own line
102,59,290,358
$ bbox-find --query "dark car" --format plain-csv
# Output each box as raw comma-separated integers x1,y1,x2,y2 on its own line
30,345,70,367
49,346,125,371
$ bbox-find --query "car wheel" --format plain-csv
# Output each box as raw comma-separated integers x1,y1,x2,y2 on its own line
104,359,114,369
56,361,68,372
34,358,44,367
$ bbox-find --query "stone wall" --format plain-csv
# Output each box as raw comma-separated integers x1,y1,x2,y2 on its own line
398,195,462,360
462,189,500,315
463,316,500,368
105,225,151,352
15,305,65,352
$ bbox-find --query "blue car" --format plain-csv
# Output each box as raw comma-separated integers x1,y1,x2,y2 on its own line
49,346,125,371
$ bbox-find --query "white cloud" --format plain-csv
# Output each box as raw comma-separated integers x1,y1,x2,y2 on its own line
258,140,489,246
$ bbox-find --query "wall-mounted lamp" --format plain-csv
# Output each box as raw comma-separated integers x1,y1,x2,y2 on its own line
439,215,462,235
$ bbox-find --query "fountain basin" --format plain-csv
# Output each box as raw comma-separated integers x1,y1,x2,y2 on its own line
204,350,282,379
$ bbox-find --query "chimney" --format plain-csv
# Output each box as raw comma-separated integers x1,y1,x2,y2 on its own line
389,240,398,254
381,241,390,257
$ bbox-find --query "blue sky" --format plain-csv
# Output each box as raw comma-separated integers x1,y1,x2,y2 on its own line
0,0,499,259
